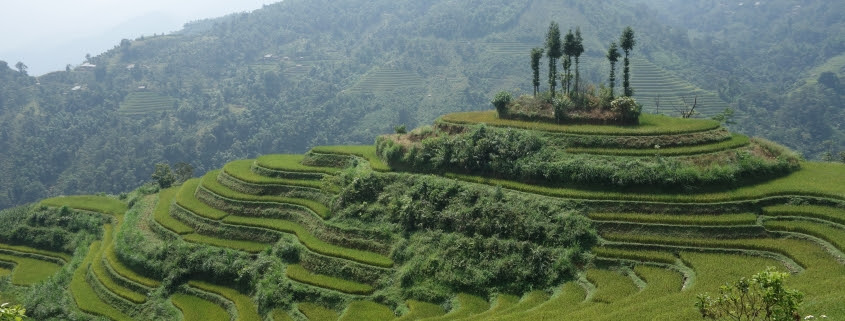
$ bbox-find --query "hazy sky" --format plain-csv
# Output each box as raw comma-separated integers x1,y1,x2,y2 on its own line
0,0,277,74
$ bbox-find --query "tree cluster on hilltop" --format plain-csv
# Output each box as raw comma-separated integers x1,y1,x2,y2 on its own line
495,24,640,125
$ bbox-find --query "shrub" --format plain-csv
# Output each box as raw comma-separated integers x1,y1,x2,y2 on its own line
394,124,407,134
491,91,512,117
553,95,574,123
610,96,641,124
387,124,795,189
152,163,176,188
696,268,803,321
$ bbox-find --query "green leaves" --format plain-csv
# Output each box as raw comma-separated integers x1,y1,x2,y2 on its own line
696,268,803,321
0,303,26,321
491,91,513,118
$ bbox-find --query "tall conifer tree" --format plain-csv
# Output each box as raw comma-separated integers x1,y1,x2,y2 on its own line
573,27,584,94
530,47,545,96
620,26,636,97
545,22,562,97
563,30,576,95
606,41,621,98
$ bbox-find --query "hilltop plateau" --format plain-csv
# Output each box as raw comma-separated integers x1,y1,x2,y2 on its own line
1,107,843,320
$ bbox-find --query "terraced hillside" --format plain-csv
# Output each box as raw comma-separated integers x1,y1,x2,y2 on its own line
630,58,730,118
3,111,844,320
117,91,177,116
345,69,425,93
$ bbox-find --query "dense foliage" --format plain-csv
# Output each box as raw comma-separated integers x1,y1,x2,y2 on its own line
377,124,800,189
0,204,104,320
0,205,104,254
334,169,595,300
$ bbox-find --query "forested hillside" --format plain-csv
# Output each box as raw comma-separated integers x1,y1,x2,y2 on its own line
1,0,843,210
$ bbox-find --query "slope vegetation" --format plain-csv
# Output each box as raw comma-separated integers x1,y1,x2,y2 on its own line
5,111,845,320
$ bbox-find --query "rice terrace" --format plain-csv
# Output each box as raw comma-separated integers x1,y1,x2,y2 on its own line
3,96,844,319
1,8,844,321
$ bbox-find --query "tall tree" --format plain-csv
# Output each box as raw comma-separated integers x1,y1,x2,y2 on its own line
606,41,621,98
14,62,27,76
545,22,562,97
573,27,585,94
620,26,636,97
562,30,576,95
530,47,544,96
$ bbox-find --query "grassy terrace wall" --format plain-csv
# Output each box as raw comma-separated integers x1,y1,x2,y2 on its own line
449,162,845,204
0,252,62,285
438,111,720,136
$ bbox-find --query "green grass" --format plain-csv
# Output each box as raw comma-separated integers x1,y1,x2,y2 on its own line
175,179,228,220
461,294,518,321
91,225,146,303
310,145,391,172
338,301,395,321
0,253,62,285
634,265,684,294
763,205,845,226
425,293,489,321
171,293,230,321
0,243,71,263
396,300,444,320
764,219,845,252
202,171,331,219
602,233,840,270
566,133,750,156
449,162,845,203
188,280,262,321
585,269,640,303
182,233,270,254
285,264,374,295
255,154,340,175
491,282,585,321
224,160,324,189
70,241,132,321
489,291,549,318
153,186,194,235
588,212,758,226
438,111,720,136
271,309,294,321
103,241,159,288
223,215,393,267
0,266,10,278
40,195,127,216
593,247,678,264
298,302,338,321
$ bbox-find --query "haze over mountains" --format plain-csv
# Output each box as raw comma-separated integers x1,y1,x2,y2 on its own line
0,0,842,211
0,0,272,75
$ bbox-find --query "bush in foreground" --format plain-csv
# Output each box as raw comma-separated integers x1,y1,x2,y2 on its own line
696,268,803,321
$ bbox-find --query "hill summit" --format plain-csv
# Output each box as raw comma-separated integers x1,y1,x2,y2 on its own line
1,107,844,320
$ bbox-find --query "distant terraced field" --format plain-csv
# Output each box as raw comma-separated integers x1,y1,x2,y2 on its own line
630,58,730,118
117,91,177,116
345,68,424,93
